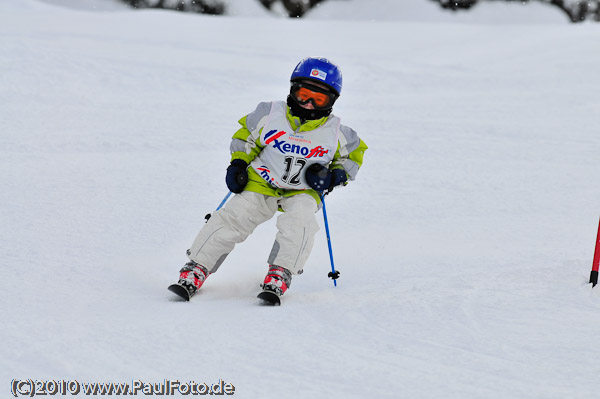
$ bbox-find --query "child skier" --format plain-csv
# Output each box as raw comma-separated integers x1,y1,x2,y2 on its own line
170,57,367,304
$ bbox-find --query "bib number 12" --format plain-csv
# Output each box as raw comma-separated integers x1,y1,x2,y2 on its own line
281,156,307,186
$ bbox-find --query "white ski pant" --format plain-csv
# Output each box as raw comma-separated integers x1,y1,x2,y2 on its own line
187,191,319,275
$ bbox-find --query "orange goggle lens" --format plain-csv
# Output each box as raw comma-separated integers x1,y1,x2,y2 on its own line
293,86,333,108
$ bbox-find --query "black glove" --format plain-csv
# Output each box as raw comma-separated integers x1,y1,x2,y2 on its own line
305,164,347,192
226,159,248,193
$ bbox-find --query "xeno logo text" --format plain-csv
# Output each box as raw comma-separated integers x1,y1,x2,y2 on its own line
264,130,329,158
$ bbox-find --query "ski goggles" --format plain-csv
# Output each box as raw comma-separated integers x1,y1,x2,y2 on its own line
290,81,337,109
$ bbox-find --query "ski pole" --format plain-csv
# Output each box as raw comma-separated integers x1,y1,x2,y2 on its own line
216,191,233,211
321,192,340,286
590,216,600,288
205,191,233,222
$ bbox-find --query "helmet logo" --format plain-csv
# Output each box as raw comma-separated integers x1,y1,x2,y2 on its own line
310,68,327,81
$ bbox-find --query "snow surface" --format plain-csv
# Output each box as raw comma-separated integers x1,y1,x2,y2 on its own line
1,0,600,398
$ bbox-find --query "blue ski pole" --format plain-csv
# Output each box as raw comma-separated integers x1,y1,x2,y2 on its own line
216,191,233,211
321,192,340,286
205,191,233,222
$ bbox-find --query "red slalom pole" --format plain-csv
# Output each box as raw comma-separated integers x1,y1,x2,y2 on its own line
590,217,600,288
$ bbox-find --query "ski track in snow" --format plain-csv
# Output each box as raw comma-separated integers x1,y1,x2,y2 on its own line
1,1,599,398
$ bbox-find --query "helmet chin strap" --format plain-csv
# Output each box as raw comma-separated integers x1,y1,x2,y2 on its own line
287,95,332,121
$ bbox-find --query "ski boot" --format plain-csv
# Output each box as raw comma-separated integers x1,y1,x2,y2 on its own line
168,261,210,301
257,265,292,306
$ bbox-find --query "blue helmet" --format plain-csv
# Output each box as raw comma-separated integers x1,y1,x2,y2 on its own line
290,57,342,96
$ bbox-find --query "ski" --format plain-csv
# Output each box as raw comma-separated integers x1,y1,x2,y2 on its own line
168,283,191,301
257,289,281,306
169,283,283,305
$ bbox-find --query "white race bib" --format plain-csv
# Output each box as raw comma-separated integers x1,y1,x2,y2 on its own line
250,102,340,190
